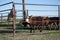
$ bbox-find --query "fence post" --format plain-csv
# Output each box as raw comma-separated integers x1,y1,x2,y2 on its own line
1,14,3,24
27,10,28,18
12,2,16,37
58,5,60,30
22,0,26,21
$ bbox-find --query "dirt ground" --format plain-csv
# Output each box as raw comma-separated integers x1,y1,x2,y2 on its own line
0,30,60,40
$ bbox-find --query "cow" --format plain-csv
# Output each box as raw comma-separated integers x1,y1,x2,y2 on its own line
29,16,43,33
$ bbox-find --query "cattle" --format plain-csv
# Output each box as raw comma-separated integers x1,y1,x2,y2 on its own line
20,16,59,33
29,16,43,33
48,17,59,30
29,16,59,31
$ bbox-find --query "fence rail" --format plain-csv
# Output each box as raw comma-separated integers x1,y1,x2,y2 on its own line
0,2,12,6
15,3,60,6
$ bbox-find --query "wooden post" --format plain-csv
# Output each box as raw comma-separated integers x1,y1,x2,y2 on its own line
58,5,60,30
1,14,2,24
27,10,28,18
22,0,26,21
12,2,16,37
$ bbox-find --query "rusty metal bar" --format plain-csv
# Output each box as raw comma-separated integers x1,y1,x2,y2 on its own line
12,2,16,37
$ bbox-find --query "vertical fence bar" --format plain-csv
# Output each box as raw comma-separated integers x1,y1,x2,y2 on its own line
1,14,2,24
22,0,26,21
12,2,16,37
27,10,28,18
58,5,60,30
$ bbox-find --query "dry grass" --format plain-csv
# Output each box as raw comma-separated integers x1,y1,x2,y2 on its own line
0,25,60,40
0,30,60,40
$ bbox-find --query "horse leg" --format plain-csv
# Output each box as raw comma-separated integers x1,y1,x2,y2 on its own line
33,26,36,33
30,27,33,33
39,26,42,32
30,25,33,33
